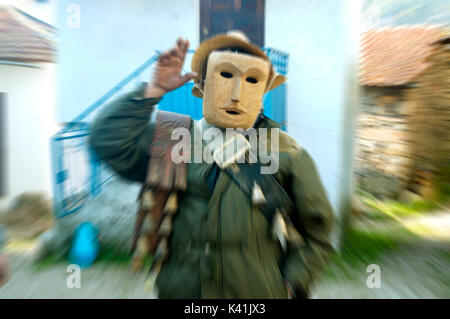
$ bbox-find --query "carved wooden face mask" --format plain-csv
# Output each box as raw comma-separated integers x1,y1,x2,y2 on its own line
202,51,271,129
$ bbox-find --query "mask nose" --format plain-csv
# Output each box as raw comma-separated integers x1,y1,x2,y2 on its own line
231,78,242,102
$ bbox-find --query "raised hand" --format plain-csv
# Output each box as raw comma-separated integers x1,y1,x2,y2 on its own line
145,37,198,98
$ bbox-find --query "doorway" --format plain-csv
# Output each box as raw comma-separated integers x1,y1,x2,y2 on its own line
200,0,265,47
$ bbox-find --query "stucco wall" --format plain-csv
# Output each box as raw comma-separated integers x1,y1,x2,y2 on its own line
266,0,359,244
0,63,57,198
56,0,199,122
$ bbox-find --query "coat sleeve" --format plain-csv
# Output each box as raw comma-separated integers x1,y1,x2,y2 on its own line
282,148,336,298
89,84,162,183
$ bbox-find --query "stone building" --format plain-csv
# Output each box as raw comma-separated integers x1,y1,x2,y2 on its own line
355,26,450,200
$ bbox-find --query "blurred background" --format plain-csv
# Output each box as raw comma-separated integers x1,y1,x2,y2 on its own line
0,0,448,298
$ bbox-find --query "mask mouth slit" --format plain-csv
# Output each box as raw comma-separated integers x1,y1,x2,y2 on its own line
226,110,241,115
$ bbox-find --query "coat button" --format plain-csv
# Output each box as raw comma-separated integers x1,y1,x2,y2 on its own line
187,240,191,253
205,242,210,256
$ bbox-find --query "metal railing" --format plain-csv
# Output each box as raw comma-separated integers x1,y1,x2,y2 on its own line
50,53,160,218
51,48,288,218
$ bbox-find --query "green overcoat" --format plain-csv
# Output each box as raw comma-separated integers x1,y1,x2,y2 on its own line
90,86,335,298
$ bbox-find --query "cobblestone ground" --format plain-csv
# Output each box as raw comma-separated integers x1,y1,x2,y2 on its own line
0,252,157,299
0,239,448,299
311,241,450,298
1,214,449,299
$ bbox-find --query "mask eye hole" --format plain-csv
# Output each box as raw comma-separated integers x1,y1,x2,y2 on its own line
246,77,258,84
220,71,233,78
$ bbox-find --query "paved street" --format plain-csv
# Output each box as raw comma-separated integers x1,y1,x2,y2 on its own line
1,211,449,299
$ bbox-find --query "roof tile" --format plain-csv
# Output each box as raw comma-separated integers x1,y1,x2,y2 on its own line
0,5,56,63
359,26,447,86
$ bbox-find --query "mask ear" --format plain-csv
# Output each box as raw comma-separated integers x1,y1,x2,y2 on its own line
192,79,204,98
266,71,287,92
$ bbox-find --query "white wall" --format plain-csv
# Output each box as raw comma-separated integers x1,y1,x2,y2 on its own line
0,63,57,198
57,0,199,122
266,0,360,245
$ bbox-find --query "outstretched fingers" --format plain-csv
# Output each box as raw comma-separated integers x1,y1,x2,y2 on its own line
176,37,190,61
169,47,182,60
158,50,171,63
178,37,189,53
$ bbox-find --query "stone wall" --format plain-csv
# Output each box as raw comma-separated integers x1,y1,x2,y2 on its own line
355,42,450,200
354,86,415,198
406,40,450,200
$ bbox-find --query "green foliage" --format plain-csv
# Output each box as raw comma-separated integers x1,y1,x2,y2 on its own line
95,244,133,265
340,228,402,263
433,163,450,201
356,188,440,220
323,225,417,281
33,251,66,271
33,243,136,271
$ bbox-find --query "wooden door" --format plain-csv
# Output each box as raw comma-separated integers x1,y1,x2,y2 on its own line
200,0,265,47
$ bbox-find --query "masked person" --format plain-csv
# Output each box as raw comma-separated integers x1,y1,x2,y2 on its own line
90,31,335,299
